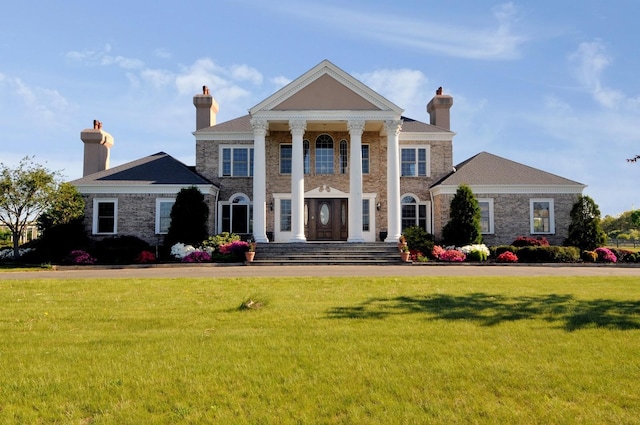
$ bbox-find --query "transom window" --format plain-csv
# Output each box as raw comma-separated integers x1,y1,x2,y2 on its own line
315,134,334,174
220,194,252,234
221,147,254,177
401,147,429,177
401,195,429,232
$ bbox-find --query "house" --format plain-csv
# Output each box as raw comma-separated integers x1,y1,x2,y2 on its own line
71,59,585,248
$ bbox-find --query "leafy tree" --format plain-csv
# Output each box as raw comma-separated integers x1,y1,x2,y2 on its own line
29,183,88,263
164,186,209,248
630,210,640,229
442,184,483,246
564,195,606,251
0,157,61,260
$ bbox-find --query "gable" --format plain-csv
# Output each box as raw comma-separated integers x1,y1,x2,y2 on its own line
250,59,403,115
272,74,380,111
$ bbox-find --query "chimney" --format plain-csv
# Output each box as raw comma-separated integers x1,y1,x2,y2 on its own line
80,120,114,176
427,87,453,130
193,85,219,130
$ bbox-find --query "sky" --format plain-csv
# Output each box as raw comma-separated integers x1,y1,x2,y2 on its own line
1,0,638,217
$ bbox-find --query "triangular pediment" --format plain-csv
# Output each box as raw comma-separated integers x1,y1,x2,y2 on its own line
250,60,403,115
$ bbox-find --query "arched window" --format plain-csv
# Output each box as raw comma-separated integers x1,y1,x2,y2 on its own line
220,193,252,235
401,195,429,232
339,139,348,174
315,134,334,174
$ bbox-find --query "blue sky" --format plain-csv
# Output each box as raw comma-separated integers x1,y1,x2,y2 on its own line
1,0,638,217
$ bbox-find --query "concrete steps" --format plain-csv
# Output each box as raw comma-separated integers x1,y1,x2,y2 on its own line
248,242,407,266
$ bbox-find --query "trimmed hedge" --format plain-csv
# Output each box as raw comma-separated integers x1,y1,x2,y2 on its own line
516,246,580,263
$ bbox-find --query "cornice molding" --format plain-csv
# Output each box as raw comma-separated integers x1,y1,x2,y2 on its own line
430,184,586,197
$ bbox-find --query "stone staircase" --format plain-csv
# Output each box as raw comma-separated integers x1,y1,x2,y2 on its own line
248,242,407,266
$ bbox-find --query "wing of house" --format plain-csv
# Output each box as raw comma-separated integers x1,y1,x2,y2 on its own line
70,59,584,247
430,152,585,245
71,151,218,245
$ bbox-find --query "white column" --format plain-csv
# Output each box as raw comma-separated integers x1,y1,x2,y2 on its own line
250,119,269,243
385,120,403,243
347,120,365,242
289,120,307,242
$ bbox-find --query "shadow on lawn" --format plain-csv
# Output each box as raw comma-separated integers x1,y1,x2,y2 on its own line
326,293,640,331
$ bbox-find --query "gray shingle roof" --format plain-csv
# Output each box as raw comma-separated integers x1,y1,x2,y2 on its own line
71,152,213,186
433,151,584,187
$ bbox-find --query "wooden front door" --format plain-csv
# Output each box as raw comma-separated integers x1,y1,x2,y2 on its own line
305,198,348,241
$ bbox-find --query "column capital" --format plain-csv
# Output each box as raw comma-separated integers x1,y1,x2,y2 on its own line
250,118,269,136
385,119,403,136
347,120,365,136
289,119,307,136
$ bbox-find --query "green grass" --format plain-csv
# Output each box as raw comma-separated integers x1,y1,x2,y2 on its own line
1,276,639,424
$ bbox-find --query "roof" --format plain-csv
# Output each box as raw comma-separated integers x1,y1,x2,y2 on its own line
71,152,213,186
433,151,584,187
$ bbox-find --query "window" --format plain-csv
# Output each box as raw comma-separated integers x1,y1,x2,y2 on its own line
315,134,334,174
362,199,370,231
156,199,175,234
303,140,310,174
221,146,254,177
280,199,292,231
401,195,429,232
280,144,292,174
362,144,370,174
93,199,117,234
339,139,348,174
477,199,494,234
531,199,555,234
220,194,252,234
401,147,429,177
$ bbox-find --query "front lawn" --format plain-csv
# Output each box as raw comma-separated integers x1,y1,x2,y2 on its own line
1,276,639,424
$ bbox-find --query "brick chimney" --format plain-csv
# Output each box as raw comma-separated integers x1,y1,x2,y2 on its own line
427,87,453,130
80,120,114,176
193,85,219,130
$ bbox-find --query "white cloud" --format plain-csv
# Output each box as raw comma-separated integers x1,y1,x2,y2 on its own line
2,76,69,124
271,76,291,89
230,64,263,85
66,45,145,70
355,68,429,117
268,1,526,60
153,48,172,59
569,40,625,108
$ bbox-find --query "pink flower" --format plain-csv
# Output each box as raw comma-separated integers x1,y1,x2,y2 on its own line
182,251,211,263
135,250,156,264
496,251,518,263
594,247,617,263
439,249,466,262
431,245,446,259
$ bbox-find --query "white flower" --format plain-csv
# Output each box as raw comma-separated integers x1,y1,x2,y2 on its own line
170,243,197,259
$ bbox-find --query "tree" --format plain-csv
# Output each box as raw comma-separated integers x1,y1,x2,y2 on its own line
0,157,61,260
564,195,606,251
32,183,88,263
630,210,640,229
164,186,209,248
442,184,483,246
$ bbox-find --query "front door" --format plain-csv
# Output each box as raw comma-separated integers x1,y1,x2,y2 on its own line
305,198,348,241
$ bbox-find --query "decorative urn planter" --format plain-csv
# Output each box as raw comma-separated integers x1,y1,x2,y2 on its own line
400,251,411,262
245,251,255,262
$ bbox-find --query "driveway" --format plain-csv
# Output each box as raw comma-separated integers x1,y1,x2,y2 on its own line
1,263,639,280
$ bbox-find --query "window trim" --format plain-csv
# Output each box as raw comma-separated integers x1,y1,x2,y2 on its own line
92,198,118,235
401,146,430,177
218,193,253,234
477,198,494,234
219,145,254,177
530,198,555,234
155,198,175,235
400,193,431,233
315,134,334,175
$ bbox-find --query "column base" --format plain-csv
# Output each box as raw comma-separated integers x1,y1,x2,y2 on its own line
384,234,402,243
347,237,366,243
289,235,307,243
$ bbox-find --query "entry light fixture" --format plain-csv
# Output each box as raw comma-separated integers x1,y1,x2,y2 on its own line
270,201,274,211
376,202,381,211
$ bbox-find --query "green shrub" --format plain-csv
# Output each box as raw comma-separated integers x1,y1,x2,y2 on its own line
516,246,580,263
402,226,434,258
466,249,488,262
202,232,241,251
92,235,151,264
490,245,517,259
